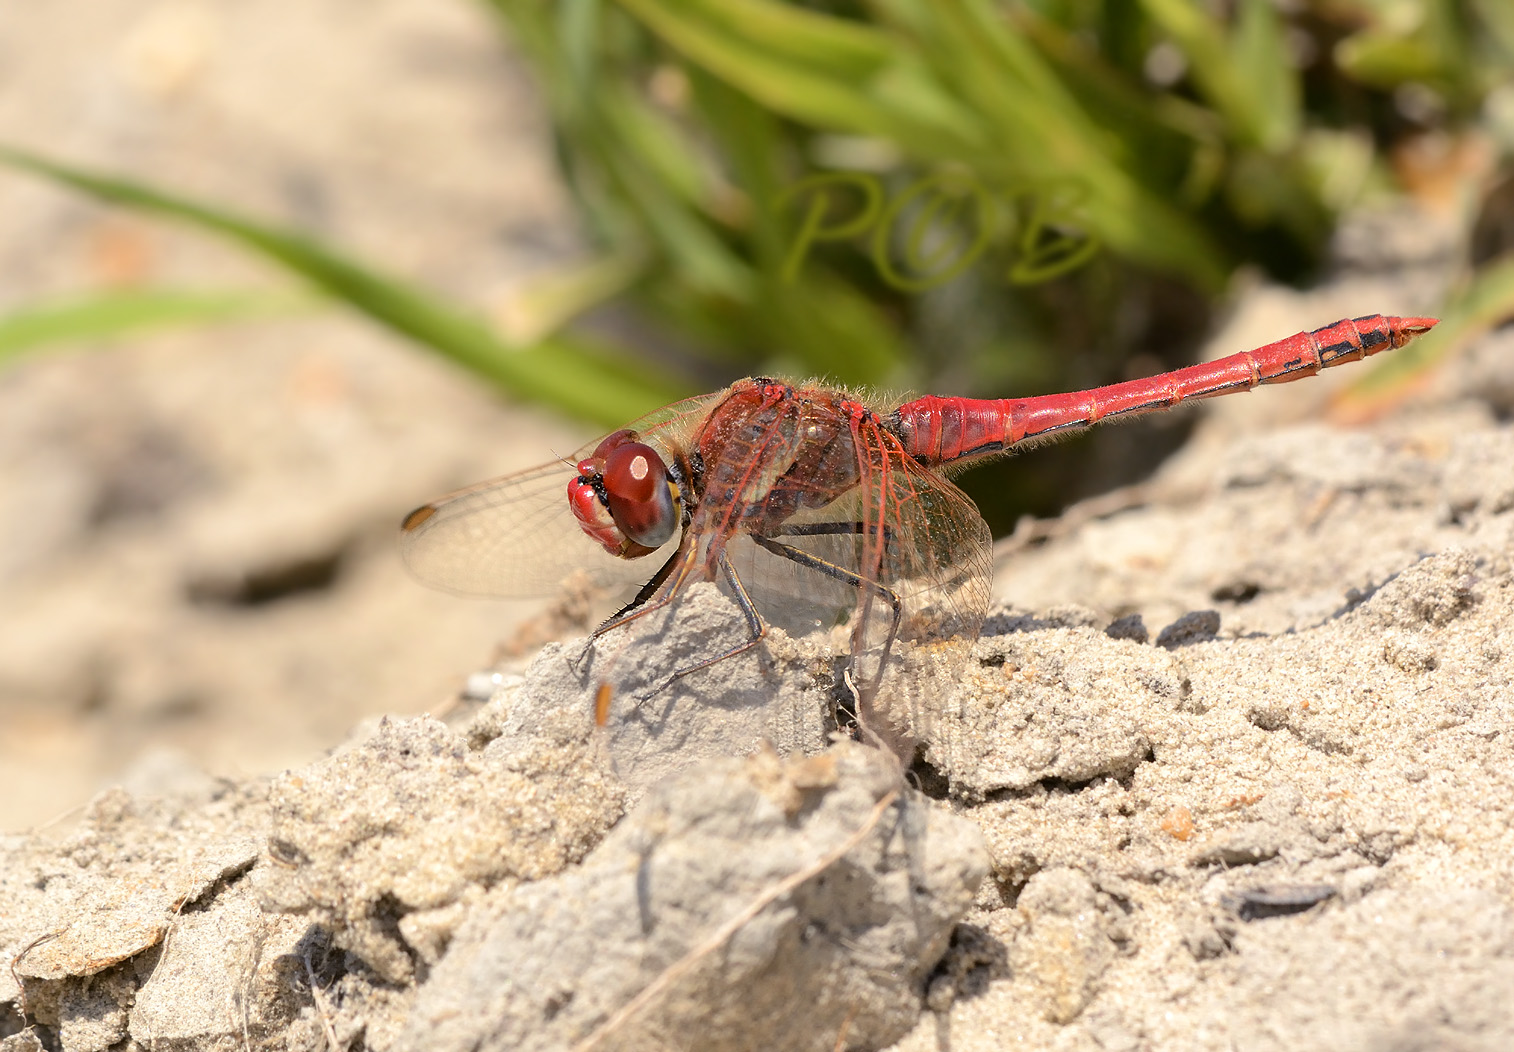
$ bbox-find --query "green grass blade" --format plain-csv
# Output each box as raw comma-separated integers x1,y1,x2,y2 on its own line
901,0,1228,287
615,0,983,154
0,288,299,366
618,0,1226,288
1140,0,1297,151
0,145,685,425
1231,0,1300,150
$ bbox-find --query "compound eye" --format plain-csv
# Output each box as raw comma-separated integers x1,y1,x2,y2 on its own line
602,441,676,548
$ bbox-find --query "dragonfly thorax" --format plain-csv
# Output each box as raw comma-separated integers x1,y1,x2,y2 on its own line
569,429,682,559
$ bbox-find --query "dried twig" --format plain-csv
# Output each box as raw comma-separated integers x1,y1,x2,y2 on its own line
994,481,1156,561
304,946,343,1052
831,1003,860,1052
9,930,60,1025
570,787,901,1052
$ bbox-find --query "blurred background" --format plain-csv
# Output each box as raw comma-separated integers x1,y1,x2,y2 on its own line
1,0,1511,830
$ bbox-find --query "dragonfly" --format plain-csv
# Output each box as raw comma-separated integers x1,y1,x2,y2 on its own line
401,314,1437,758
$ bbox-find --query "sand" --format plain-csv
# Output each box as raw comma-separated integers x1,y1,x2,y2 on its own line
7,387,1514,1050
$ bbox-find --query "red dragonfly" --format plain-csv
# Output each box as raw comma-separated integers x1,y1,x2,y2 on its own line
401,314,1436,756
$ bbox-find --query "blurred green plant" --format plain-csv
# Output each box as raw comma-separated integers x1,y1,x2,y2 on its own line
481,0,1507,399
480,0,1509,517
1,0,1506,520
0,146,686,426
0,288,298,368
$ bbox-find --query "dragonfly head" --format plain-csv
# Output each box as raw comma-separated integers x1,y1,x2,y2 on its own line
569,429,680,559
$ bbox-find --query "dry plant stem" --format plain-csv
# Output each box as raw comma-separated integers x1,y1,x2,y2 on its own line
10,930,60,1025
569,787,903,1052
304,946,342,1052
997,481,1155,558
832,1004,860,1052
846,668,911,772
137,889,191,1052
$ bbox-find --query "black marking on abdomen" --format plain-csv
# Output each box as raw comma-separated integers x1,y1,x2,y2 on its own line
1316,339,1358,364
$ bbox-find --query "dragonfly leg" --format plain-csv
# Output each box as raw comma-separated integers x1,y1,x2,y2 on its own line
572,538,690,673
748,533,904,686
645,550,768,696
752,532,912,758
576,541,768,703
770,520,897,551
773,521,866,535
598,544,686,634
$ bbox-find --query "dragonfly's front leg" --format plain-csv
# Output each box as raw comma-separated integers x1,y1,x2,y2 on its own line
571,538,689,674
576,543,767,703
655,550,767,689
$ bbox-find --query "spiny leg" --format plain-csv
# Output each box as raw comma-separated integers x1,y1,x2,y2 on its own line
651,549,768,692
582,542,768,703
770,520,897,553
774,521,866,535
601,543,686,630
748,532,904,694
572,536,689,673
750,532,907,754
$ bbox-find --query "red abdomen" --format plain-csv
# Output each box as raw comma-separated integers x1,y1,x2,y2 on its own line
890,314,1437,467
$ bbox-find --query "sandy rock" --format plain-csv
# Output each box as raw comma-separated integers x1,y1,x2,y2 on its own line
992,404,1514,637
399,743,989,1052
1104,613,1149,643
1193,889,1514,1051
257,714,624,983
1,785,262,997
477,583,834,799
128,884,308,1048
1362,546,1481,629
0,779,269,1048
1155,609,1221,648
1011,868,1120,1024
888,403,1514,1052
936,628,1165,795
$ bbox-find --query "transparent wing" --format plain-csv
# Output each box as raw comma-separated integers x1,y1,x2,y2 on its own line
399,460,644,598
717,407,993,679
848,427,993,670
399,390,726,599
725,412,992,756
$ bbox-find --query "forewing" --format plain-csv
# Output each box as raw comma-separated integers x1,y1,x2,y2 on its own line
400,460,640,597
400,391,724,599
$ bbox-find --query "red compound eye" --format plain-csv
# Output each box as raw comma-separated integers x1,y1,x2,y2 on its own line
601,440,676,548
568,430,678,557
567,473,621,556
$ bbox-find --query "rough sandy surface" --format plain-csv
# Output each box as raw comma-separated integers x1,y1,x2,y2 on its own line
7,393,1514,1050
0,0,590,829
